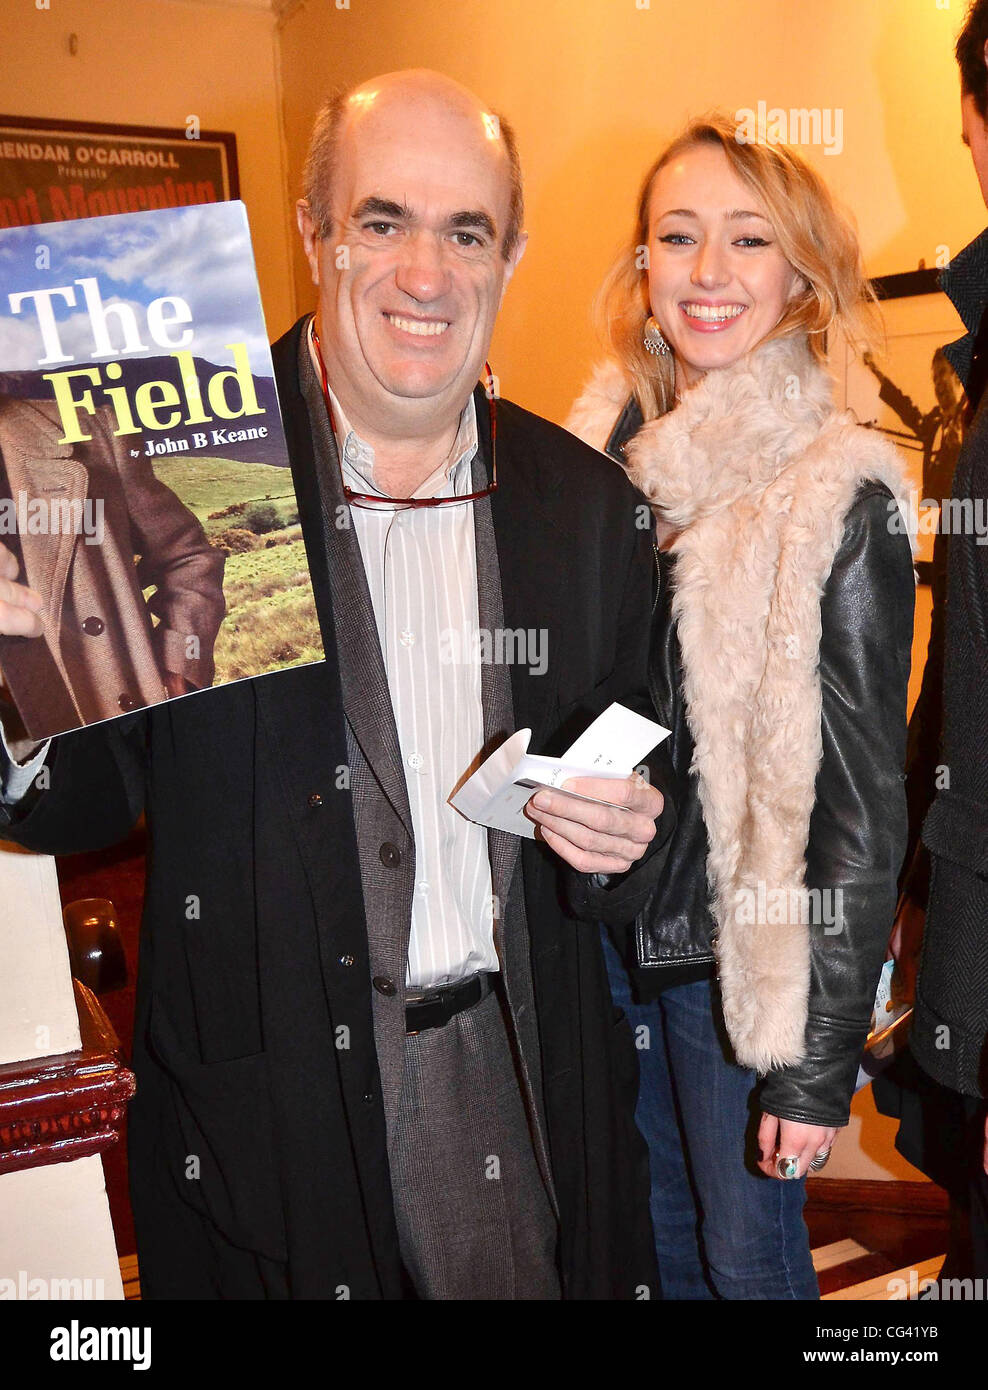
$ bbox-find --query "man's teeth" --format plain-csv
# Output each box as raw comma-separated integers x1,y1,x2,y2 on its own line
682,303,747,322
387,314,450,337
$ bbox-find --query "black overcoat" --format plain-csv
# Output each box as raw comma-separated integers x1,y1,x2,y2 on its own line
0,318,673,1298
914,230,988,1100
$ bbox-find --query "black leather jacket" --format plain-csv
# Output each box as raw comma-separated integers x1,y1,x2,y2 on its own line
605,403,915,1127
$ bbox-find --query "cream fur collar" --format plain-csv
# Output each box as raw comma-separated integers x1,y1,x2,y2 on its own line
572,337,912,1071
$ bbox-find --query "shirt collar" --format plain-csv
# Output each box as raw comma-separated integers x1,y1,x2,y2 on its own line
306,317,479,499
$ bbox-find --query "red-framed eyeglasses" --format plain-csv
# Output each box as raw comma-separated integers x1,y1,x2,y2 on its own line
311,323,498,511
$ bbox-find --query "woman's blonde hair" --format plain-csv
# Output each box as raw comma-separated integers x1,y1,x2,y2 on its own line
596,112,878,420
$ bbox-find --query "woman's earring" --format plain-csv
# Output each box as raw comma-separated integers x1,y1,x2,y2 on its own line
643,316,670,356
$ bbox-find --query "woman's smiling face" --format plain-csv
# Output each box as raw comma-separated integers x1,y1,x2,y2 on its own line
646,143,804,388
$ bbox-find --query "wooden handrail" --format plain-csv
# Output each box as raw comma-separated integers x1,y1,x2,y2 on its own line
0,980,135,1176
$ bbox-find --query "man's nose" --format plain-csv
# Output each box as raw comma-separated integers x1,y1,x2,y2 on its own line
394,232,451,302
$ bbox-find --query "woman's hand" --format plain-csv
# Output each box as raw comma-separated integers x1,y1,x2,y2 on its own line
757,1112,840,1180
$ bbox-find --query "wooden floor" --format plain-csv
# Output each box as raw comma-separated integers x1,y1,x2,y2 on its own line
116,1177,952,1301
806,1178,949,1298
120,1253,140,1301
811,1178,950,1295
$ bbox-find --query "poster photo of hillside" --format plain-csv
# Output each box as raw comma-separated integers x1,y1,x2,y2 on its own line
0,200,322,741
155,444,320,687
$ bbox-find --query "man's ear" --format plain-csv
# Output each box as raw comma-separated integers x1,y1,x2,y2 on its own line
499,229,529,303
296,199,321,287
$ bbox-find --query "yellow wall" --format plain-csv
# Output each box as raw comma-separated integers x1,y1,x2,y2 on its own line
8,0,983,431
278,0,987,424
0,0,296,341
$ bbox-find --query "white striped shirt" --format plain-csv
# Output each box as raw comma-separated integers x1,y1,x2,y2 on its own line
315,356,497,989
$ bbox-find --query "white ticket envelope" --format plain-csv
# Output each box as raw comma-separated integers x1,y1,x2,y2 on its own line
449,701,670,839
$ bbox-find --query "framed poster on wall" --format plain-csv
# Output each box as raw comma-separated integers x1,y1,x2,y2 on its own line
841,267,967,581
0,115,238,228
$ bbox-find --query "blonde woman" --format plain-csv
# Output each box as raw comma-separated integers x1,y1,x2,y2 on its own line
568,116,914,1299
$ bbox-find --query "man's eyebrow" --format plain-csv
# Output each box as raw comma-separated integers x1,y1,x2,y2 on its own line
448,210,497,239
352,196,411,221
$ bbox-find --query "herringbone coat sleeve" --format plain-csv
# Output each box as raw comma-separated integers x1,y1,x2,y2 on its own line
99,412,226,687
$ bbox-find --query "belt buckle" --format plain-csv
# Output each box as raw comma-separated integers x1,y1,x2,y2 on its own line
405,984,442,1037
405,973,479,1036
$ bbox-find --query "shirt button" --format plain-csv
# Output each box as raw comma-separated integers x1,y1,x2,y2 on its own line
81,617,104,636
399,629,415,647
407,752,424,771
362,1090,375,1104
379,842,401,867
339,953,355,968
308,791,323,807
372,975,397,996
118,693,138,711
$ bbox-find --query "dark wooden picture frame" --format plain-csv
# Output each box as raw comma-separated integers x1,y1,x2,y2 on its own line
0,114,238,227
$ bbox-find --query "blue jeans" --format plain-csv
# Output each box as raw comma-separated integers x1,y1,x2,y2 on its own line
602,927,819,1300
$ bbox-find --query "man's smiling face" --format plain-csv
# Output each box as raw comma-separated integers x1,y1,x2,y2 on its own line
298,77,524,442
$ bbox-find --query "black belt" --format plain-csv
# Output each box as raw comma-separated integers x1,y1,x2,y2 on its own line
405,971,497,1034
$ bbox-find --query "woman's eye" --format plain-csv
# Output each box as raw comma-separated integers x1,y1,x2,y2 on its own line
658,233,694,246
735,236,770,248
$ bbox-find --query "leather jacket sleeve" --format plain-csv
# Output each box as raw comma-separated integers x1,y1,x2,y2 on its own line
758,484,914,1127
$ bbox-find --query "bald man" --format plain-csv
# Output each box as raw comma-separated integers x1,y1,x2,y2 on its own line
0,71,674,1300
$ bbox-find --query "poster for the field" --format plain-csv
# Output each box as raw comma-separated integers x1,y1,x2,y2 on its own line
0,200,323,742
